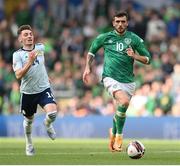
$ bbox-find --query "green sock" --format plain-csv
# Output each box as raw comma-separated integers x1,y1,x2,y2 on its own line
115,106,127,135
112,115,116,135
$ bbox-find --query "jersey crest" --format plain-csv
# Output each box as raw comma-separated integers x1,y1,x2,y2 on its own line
124,38,131,45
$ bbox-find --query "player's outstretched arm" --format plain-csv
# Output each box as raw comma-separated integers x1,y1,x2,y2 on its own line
82,53,94,85
15,51,38,80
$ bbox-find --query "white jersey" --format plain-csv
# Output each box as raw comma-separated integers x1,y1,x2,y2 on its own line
12,43,50,94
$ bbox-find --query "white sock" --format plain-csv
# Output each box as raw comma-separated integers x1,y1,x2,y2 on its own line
23,117,33,146
44,111,57,127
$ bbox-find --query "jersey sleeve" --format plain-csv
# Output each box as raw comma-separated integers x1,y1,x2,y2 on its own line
36,43,45,51
41,43,45,51
133,34,152,64
88,33,106,56
12,52,23,72
36,43,45,58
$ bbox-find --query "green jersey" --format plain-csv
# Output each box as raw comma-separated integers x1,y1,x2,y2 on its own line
89,30,151,83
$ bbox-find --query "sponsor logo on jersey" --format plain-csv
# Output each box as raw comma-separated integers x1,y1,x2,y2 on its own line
124,38,131,45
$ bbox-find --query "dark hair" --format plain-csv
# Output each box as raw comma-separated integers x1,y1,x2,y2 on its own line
113,11,129,21
17,25,32,35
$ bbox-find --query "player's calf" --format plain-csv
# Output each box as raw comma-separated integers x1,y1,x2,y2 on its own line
44,111,57,140
23,116,34,151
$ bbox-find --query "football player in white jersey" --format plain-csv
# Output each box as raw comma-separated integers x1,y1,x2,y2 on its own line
12,25,58,156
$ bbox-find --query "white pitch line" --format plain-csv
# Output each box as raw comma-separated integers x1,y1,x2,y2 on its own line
1,151,180,156
0,152,111,156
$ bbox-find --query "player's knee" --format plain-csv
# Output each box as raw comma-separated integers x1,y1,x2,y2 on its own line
116,94,130,108
24,116,34,125
117,99,129,108
47,111,57,122
123,101,129,108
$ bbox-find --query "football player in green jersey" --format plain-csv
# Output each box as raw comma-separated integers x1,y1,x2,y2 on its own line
83,11,151,152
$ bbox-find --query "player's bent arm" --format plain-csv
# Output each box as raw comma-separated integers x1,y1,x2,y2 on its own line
15,51,39,80
127,47,151,65
135,47,151,65
15,62,32,80
133,42,151,65
133,54,150,65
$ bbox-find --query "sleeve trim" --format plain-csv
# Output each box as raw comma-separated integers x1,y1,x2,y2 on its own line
145,56,149,64
88,52,95,57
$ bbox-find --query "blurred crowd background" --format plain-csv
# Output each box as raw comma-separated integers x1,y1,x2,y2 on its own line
0,0,180,117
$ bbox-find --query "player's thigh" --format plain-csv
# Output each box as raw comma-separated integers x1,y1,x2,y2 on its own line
20,93,38,117
43,103,57,113
114,90,130,106
38,88,57,112
103,77,135,105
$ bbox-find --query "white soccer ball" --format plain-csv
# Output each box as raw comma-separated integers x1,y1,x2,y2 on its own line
127,140,145,159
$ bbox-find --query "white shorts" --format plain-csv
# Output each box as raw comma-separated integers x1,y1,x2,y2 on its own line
103,77,136,97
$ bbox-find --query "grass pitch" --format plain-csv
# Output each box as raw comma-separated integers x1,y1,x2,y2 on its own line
0,138,180,165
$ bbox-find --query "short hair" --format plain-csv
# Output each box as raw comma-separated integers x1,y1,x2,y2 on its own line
17,25,32,35
113,11,129,21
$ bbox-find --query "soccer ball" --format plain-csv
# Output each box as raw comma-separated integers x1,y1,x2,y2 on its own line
127,140,145,159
